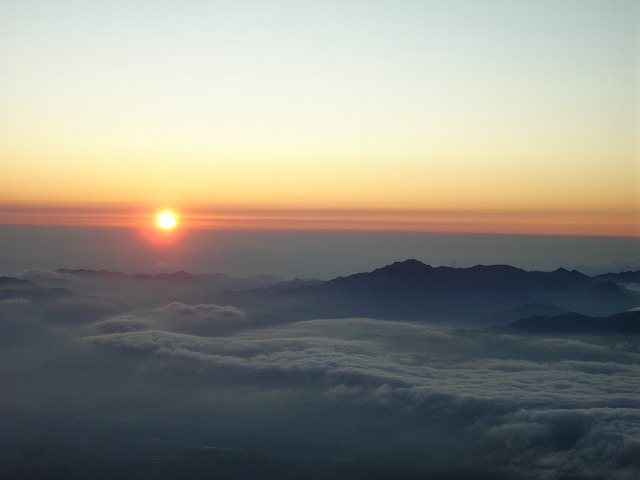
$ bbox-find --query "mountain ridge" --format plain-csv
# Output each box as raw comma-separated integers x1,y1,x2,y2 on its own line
12,260,640,325
211,259,639,324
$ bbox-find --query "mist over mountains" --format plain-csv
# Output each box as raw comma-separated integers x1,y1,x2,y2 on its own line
1,259,639,479
21,259,639,327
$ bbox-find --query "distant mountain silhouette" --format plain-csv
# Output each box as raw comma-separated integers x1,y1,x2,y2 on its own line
0,275,128,327
56,268,282,285
313,261,591,293
578,281,639,316
0,276,58,300
505,311,640,335
486,303,568,326
13,260,640,326
593,270,640,284
48,269,285,308
0,276,37,289
213,259,640,324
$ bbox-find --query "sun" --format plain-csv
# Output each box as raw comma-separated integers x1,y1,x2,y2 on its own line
156,211,177,230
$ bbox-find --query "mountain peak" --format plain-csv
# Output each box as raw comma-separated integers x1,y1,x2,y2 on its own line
375,259,431,274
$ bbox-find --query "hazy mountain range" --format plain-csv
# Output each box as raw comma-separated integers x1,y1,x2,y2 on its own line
4,259,639,335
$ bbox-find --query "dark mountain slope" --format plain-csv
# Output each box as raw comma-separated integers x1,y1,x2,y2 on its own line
577,281,640,317
486,303,569,326
505,311,640,335
594,270,640,284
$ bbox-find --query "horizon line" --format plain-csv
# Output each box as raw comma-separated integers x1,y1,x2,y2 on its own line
0,205,638,238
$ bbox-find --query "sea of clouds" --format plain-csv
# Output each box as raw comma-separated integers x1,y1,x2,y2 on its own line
1,280,639,479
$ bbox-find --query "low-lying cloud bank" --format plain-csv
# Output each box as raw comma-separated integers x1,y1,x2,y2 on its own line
2,290,639,479
80,318,640,479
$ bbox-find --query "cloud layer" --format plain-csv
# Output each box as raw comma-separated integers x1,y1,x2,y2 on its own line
1,277,638,479
80,318,640,479
88,302,246,336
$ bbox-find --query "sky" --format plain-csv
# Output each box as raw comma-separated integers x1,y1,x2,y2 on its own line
1,0,638,236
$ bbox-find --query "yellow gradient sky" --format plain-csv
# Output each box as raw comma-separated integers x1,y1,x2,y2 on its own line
1,0,638,235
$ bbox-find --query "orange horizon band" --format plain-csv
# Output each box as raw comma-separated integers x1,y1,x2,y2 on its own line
0,206,637,237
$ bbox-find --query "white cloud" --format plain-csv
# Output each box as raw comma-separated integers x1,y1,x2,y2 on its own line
86,301,247,336
82,317,640,477
84,318,640,472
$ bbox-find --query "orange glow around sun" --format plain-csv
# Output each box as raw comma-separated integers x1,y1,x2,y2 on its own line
134,209,183,247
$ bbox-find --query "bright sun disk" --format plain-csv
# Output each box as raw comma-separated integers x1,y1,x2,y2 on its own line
157,211,177,229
